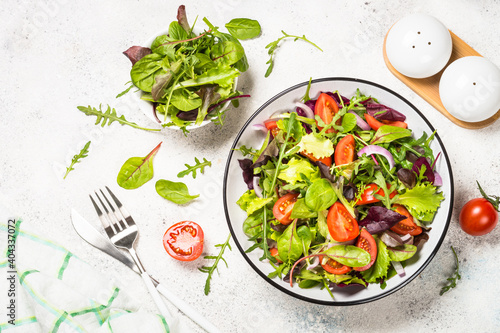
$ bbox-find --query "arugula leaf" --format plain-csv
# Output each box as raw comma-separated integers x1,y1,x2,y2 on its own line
264,30,323,77
155,179,199,204
117,142,162,189
199,233,232,295
440,246,461,296
63,141,91,179
395,183,445,221
177,157,212,179
116,83,134,98
77,104,161,132
225,18,261,40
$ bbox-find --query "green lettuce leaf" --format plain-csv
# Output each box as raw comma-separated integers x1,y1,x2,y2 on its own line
236,190,273,215
297,133,334,159
278,157,320,185
395,183,445,222
361,237,390,283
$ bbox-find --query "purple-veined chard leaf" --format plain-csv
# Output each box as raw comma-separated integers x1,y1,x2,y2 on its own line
117,142,162,189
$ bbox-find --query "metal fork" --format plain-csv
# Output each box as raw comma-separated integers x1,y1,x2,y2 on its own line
90,186,174,323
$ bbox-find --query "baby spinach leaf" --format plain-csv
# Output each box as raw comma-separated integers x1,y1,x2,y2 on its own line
212,40,245,67
341,113,357,133
168,21,188,41
316,210,330,239
130,53,165,92
290,198,317,219
173,65,240,90
322,245,370,268
296,225,313,257
155,179,199,204
387,244,417,262
225,18,261,40
243,213,263,238
170,89,202,111
117,142,162,189
277,222,303,263
305,179,337,212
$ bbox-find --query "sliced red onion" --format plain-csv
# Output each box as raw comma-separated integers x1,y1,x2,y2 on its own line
306,256,320,271
433,171,443,186
391,261,406,277
253,176,263,198
357,145,396,170
348,111,371,130
400,233,412,242
252,123,267,132
295,102,314,119
381,232,402,247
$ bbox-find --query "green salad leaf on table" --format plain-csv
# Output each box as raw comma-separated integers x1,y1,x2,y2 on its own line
122,5,257,133
236,86,445,298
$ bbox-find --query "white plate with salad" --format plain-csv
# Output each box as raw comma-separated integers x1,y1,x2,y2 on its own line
223,77,453,305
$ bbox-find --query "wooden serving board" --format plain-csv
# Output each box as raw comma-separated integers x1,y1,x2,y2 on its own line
383,30,500,129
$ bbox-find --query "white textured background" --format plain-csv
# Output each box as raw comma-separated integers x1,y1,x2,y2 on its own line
1,0,499,332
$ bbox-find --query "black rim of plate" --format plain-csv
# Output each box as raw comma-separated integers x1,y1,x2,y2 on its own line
223,77,454,306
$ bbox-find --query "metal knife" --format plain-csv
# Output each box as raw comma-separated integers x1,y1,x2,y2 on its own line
71,208,140,274
70,209,221,333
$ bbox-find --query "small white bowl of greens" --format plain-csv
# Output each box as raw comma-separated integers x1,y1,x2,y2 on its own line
123,6,258,133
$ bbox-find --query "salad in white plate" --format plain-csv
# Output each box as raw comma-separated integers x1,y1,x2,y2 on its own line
235,85,445,298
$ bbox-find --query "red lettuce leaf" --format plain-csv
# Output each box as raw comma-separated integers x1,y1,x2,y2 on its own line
366,103,406,122
359,206,406,234
123,46,152,66
412,157,435,184
238,159,254,190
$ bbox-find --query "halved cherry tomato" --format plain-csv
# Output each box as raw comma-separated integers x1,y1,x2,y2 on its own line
315,93,340,134
163,221,204,261
319,255,352,274
327,201,359,242
273,193,299,225
264,120,280,137
390,204,422,236
300,151,332,167
355,183,398,205
334,134,355,166
270,247,283,263
365,114,408,130
354,228,377,272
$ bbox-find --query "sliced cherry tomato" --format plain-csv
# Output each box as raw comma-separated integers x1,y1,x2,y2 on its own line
382,120,408,128
270,247,283,263
300,151,332,167
354,228,377,272
334,134,355,166
264,120,280,137
315,93,340,134
273,193,299,225
327,201,359,242
459,198,498,236
390,204,422,236
365,114,408,130
355,183,398,205
163,221,204,261
319,255,352,274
